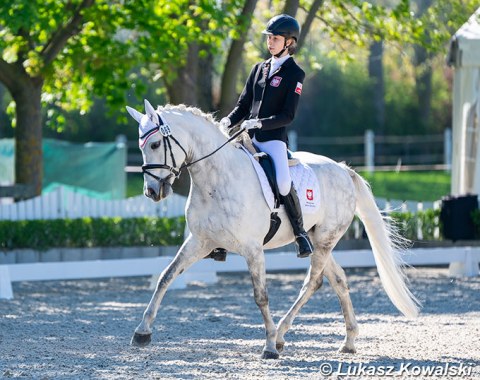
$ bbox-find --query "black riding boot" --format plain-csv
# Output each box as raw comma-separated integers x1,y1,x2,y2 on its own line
205,248,227,261
282,185,314,258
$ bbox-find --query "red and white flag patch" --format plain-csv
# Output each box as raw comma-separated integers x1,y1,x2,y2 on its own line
306,189,314,201
270,76,282,87
295,82,303,95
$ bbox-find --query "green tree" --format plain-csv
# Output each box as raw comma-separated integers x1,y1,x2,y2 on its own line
0,0,237,197
1,0,477,199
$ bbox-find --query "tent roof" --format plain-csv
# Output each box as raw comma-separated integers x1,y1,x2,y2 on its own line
447,7,480,67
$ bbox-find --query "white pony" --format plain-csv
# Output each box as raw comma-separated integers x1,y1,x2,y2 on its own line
126,100,420,359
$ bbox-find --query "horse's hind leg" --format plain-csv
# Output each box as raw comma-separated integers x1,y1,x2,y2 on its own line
243,247,279,359
131,234,210,347
323,256,359,353
276,251,329,352
275,253,359,354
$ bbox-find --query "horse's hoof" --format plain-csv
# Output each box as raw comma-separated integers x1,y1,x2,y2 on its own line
276,342,285,352
338,345,356,354
261,350,280,360
131,332,152,347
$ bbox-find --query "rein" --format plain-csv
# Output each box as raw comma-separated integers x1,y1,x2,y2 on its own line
142,112,245,182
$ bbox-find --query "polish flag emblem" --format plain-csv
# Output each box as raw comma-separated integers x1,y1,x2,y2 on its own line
295,82,303,95
306,189,313,201
270,76,282,87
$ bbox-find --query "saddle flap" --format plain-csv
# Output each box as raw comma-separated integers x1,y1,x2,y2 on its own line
237,140,320,214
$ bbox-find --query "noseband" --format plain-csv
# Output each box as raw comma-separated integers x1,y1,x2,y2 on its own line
142,111,244,183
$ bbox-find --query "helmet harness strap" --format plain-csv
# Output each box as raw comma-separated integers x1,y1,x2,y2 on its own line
274,38,289,58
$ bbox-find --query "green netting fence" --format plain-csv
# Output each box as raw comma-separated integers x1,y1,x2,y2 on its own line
0,138,126,199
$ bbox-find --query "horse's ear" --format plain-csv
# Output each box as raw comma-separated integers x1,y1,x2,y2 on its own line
144,99,157,123
126,106,144,123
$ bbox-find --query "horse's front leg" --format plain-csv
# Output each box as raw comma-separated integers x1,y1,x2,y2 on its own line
131,234,209,347
244,249,279,359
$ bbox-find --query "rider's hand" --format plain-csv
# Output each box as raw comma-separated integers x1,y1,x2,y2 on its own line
241,119,262,130
219,117,231,129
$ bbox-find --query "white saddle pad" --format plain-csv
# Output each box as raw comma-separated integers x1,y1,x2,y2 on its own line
239,146,320,214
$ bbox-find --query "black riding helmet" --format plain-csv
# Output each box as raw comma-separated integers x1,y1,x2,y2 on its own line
262,14,300,42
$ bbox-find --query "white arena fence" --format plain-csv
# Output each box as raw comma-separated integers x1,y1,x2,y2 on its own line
1,186,478,300
0,186,440,243
1,248,479,299
0,186,186,220
0,185,437,221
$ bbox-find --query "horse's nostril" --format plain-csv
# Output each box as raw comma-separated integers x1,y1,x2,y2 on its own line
146,187,155,197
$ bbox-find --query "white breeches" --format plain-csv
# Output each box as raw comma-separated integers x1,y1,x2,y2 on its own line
252,137,292,196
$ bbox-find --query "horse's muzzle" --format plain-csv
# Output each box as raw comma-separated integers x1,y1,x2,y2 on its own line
145,181,172,202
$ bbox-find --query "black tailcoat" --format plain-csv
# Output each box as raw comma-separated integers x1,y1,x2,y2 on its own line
227,57,305,143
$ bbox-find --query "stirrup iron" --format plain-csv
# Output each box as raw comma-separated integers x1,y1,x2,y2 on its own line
295,232,314,258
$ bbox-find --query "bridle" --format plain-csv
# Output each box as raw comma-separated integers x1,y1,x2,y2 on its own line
141,111,245,183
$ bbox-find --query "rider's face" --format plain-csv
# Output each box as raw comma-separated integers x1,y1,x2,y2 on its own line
267,34,288,56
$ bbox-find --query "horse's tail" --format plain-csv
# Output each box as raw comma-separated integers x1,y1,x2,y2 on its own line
349,169,421,318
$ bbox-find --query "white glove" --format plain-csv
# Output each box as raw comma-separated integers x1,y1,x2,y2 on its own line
241,119,262,130
219,117,231,128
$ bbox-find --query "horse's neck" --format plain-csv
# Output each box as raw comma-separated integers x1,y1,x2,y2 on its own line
185,123,246,191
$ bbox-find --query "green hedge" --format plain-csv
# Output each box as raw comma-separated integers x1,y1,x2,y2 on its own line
471,209,480,238
390,209,441,241
348,208,480,241
393,208,480,240
2,209,479,251
0,217,185,251
345,209,443,241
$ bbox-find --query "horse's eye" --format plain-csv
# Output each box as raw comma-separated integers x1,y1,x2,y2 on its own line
150,141,161,150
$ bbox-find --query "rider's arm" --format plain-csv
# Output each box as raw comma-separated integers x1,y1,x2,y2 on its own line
227,63,260,127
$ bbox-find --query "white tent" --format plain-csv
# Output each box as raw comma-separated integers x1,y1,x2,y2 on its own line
447,8,480,196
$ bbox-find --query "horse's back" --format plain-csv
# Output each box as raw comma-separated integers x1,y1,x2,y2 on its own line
293,150,357,230
292,151,353,182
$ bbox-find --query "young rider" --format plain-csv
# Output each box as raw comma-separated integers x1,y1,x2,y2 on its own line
220,14,314,258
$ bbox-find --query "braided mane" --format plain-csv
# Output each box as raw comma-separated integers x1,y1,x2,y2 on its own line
157,104,218,125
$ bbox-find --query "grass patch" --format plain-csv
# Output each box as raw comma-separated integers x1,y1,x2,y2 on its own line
127,173,144,197
360,171,451,201
127,170,452,202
